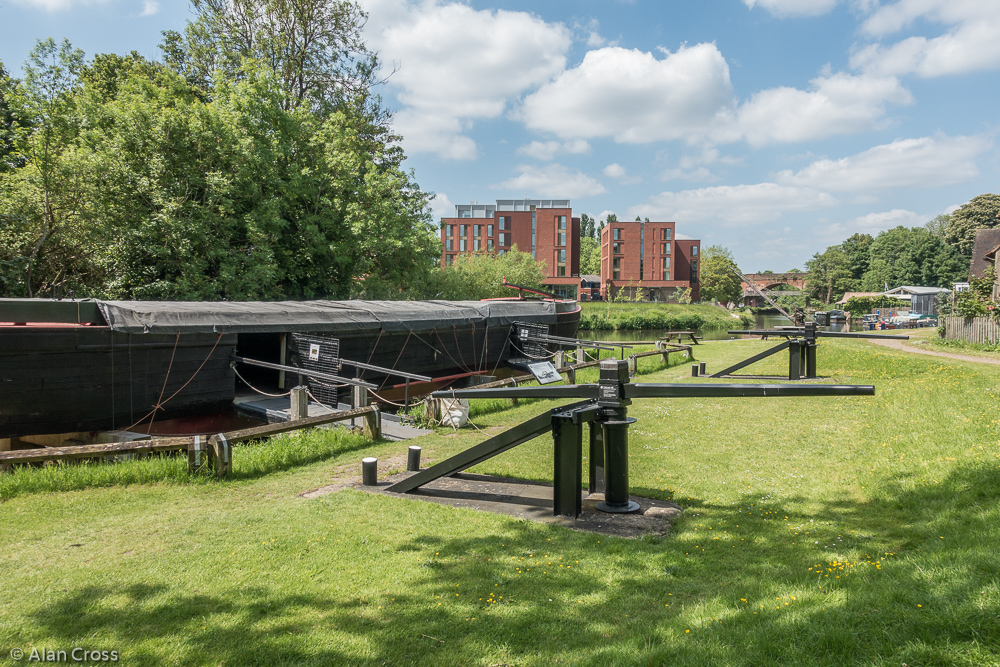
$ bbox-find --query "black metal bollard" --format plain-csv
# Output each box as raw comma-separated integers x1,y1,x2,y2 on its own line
362,457,378,486
699,362,706,375
691,364,700,377
596,418,640,513
407,446,421,472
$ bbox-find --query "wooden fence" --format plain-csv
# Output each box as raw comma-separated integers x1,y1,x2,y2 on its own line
943,316,1000,344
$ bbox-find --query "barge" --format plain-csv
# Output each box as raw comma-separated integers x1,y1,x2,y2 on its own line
0,297,580,438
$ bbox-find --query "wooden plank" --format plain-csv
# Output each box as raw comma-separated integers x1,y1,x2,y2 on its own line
0,437,195,463
218,405,379,445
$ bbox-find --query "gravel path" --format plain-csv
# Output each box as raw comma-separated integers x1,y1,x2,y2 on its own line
865,337,1000,366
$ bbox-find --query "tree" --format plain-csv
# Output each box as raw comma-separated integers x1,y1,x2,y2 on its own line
805,245,853,304
169,0,377,113
579,236,600,275
432,245,547,300
580,213,596,239
698,245,742,305
840,232,873,283
925,213,950,239
944,194,1000,259
859,226,967,291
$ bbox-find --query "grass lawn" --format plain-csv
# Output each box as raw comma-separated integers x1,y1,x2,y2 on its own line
579,302,751,331
2,339,999,666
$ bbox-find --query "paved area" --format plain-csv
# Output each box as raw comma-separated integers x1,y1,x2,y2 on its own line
357,470,683,538
234,395,432,441
865,338,1000,366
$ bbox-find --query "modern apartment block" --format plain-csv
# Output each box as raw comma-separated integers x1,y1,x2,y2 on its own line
600,220,700,302
440,199,581,297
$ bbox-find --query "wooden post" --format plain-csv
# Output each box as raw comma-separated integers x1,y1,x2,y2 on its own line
352,384,368,410
289,385,309,420
627,355,637,376
363,405,381,440
565,365,577,384
554,350,565,369
188,435,205,474
0,438,10,474
576,346,585,364
208,433,232,478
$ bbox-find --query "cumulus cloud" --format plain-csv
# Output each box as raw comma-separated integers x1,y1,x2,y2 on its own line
517,139,592,161
776,134,987,191
742,0,840,18
429,192,455,223
603,163,642,184
494,164,608,199
821,209,924,239
138,0,159,16
734,72,913,146
518,44,736,144
629,183,837,225
362,0,571,159
852,1,1000,77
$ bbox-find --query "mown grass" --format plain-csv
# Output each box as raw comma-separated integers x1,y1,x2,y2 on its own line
579,302,752,331
1,337,999,666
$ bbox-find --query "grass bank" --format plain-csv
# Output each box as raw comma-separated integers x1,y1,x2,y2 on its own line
2,339,998,665
579,302,753,331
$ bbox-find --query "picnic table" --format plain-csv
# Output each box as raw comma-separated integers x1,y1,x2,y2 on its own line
659,331,701,345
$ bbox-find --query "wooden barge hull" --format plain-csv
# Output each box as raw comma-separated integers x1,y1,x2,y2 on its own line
0,298,580,438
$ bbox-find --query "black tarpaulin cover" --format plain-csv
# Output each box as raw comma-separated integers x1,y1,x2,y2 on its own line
96,299,561,334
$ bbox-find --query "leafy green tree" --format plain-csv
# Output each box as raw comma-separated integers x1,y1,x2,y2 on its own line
698,245,742,305
944,194,1000,259
859,226,967,291
840,233,872,283
805,245,853,303
432,246,547,300
170,0,376,113
925,213,950,239
579,236,600,275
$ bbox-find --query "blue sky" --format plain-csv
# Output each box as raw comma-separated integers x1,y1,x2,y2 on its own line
2,0,999,272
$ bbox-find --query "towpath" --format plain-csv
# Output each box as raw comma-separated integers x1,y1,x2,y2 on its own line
865,337,1000,366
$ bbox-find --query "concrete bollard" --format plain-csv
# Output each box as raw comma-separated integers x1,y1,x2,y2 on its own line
407,445,421,471
362,457,378,486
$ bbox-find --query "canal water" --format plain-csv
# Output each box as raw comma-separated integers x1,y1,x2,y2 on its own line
577,313,851,342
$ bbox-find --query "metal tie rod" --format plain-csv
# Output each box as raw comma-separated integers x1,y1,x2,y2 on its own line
532,332,634,349
433,382,874,401
232,355,377,389
338,358,432,382
728,329,909,340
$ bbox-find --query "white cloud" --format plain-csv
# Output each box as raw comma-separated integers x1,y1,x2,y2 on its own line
363,0,571,160
821,209,924,239
494,164,608,199
734,72,913,146
429,192,455,223
603,163,642,184
661,166,718,182
517,139,592,161
742,0,840,18
852,1,1000,77
776,134,987,191
518,44,736,144
10,0,108,10
629,183,837,224
138,0,159,16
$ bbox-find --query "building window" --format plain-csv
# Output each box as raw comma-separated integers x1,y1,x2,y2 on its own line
662,243,670,255
663,228,671,240
557,249,566,277
446,225,454,238
487,239,494,251
692,245,698,256
498,249,506,256
613,228,622,240
499,233,507,247
474,239,480,251
446,254,454,266
487,224,493,237
612,257,621,281
662,256,670,280
460,239,466,252
531,210,536,258
460,210,471,218
446,239,453,251
613,242,623,255
558,232,566,246
459,224,466,237
499,216,508,230
691,259,698,281
474,225,481,238
558,215,566,230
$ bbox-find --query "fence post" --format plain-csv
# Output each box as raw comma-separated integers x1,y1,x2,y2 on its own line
363,406,381,440
289,385,309,421
208,434,231,478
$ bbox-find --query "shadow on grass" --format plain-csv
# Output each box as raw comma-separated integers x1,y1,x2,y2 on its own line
20,462,1000,666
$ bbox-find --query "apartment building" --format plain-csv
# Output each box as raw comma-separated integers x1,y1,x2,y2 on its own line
600,220,700,302
440,199,581,297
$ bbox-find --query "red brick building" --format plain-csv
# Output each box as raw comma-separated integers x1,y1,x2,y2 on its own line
600,221,700,302
440,199,581,297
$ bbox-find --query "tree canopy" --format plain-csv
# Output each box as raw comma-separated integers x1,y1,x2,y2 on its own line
0,6,438,301
943,194,1000,259
698,245,742,305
